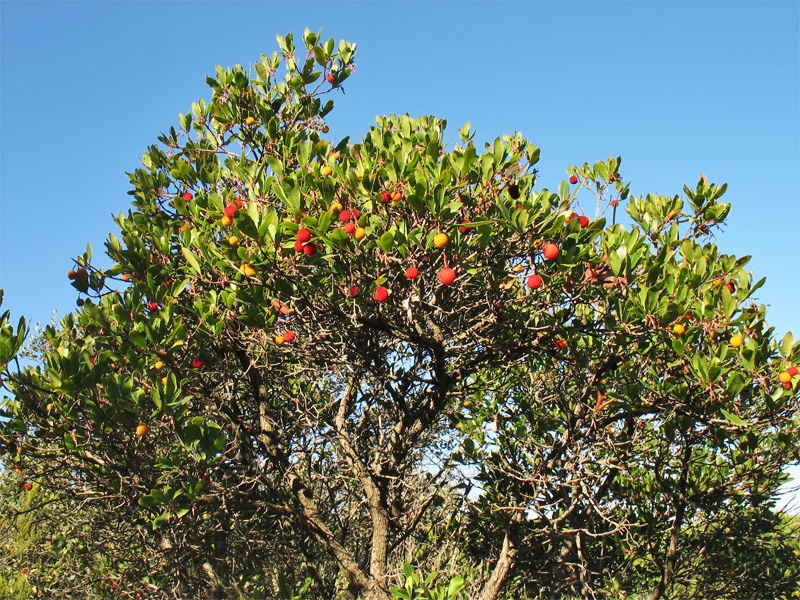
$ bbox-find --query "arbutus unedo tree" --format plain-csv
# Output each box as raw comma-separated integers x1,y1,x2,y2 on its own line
1,28,799,600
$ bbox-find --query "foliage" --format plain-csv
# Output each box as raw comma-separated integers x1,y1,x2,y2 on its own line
1,28,799,600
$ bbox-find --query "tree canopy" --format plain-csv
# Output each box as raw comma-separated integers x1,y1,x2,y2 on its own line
1,29,799,600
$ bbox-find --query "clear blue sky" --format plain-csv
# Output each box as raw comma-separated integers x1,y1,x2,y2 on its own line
0,0,799,503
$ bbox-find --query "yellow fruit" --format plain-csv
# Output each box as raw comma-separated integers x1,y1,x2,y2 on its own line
673,324,685,335
433,232,449,249
330,151,340,160
240,262,256,277
221,215,233,227
161,376,168,386
155,361,164,370
354,170,363,179
533,240,544,250
712,277,724,286
512,265,524,273
275,335,285,345
228,235,239,246
331,202,343,214
321,165,333,176
354,227,366,240
244,116,256,125
135,425,148,437
779,371,792,384
729,335,743,348
46,403,53,412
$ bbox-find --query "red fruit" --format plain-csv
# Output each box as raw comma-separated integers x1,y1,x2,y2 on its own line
192,357,204,369
611,200,619,208
578,216,589,228
788,367,799,376
343,222,356,234
348,286,360,298
296,228,312,243
569,175,579,185
148,302,159,311
283,331,296,342
23,482,32,491
303,243,317,256
326,73,334,83
458,219,471,234
224,204,236,219
542,243,559,260
294,239,305,252
552,339,568,350
405,266,419,279
339,210,351,222
374,286,389,302
784,382,792,390
527,274,543,290
111,583,118,589
182,192,193,201
350,209,361,219
379,191,391,204
725,282,735,294
438,268,456,286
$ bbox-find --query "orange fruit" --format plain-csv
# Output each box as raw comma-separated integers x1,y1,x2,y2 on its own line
673,324,685,335
433,232,449,249
135,425,148,437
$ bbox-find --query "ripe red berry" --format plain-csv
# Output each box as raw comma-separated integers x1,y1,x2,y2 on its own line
182,192,193,201
784,382,792,390
527,274,543,290
569,175,579,185
283,331,295,342
148,302,159,311
296,228,311,243
578,216,589,228
542,243,559,260
405,266,419,279
339,210,350,222
611,200,619,208
192,357,204,369
374,286,389,302
344,222,356,234
224,204,236,219
303,243,317,256
23,482,32,491
552,339,567,350
458,219,471,234
350,209,361,219
788,366,799,376
326,73,334,83
725,282,735,294
379,191,391,204
439,268,456,286
294,239,305,252
348,286,360,298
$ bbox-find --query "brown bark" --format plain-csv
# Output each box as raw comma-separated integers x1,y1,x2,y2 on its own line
478,511,524,600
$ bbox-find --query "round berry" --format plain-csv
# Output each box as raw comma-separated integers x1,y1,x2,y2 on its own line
283,331,296,343
303,243,317,256
374,286,389,302
405,267,419,279
296,228,312,243
339,210,350,222
439,268,456,286
542,243,559,260
569,175,579,185
527,274,543,290
344,222,356,234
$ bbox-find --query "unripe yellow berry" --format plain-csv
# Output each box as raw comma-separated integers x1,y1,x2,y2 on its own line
729,335,743,348
354,227,366,240
673,324,685,335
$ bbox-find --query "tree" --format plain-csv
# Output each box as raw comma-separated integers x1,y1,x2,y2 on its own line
1,28,799,600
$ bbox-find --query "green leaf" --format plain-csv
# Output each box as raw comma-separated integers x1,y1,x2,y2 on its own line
780,331,794,358
721,408,748,427
378,231,394,253
181,247,202,275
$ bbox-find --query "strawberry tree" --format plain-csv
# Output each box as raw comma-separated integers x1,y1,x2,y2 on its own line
2,29,799,600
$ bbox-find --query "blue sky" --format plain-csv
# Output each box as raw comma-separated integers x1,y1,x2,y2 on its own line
1,2,799,491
